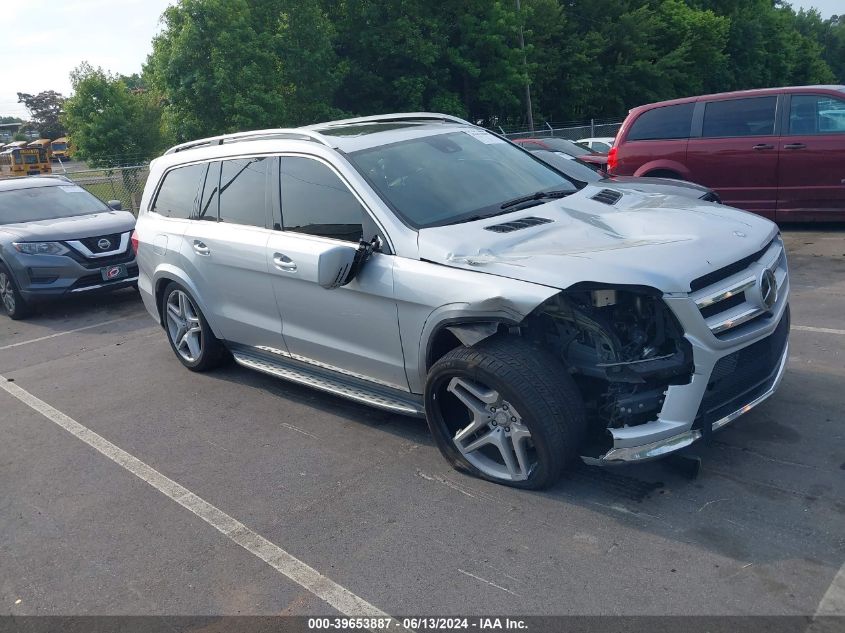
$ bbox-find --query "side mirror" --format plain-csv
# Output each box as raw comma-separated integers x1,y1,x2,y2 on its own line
317,236,381,289
317,244,359,289
107,200,122,210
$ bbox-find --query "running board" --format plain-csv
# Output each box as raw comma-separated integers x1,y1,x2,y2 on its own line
230,348,425,417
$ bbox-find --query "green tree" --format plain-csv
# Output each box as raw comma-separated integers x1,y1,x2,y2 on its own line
146,0,343,140
16,90,65,139
62,62,164,167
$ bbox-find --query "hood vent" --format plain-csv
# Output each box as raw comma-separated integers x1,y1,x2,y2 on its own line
591,189,622,205
484,216,553,233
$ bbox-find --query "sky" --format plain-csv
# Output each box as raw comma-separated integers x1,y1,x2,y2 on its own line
0,0,173,118
792,0,842,19
0,0,840,120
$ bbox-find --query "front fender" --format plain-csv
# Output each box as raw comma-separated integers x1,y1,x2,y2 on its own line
393,258,559,393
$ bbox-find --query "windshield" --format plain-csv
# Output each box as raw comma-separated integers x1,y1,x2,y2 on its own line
347,131,576,228
529,150,602,183
52,143,67,151
0,184,108,225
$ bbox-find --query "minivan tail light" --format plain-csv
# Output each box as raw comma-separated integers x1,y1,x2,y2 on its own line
607,146,618,173
130,230,139,255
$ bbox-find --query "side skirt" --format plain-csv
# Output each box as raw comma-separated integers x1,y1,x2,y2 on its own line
228,344,425,418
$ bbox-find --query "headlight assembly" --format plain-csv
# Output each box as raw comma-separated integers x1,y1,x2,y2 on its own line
12,242,70,256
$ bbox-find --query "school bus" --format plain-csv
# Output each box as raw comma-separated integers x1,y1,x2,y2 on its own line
0,147,52,177
28,139,53,161
51,137,71,160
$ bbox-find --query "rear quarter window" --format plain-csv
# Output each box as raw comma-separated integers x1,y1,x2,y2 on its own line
151,163,208,219
627,103,694,141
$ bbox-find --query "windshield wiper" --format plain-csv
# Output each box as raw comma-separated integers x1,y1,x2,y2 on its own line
499,189,572,210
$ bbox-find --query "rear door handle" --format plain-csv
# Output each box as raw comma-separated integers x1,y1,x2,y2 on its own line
784,143,806,150
752,144,774,150
273,253,297,272
192,240,210,256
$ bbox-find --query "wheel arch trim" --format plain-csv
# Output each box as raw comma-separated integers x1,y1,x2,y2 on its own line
151,265,223,338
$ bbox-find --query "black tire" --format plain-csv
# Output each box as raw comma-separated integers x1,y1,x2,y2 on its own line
425,336,586,490
0,263,33,320
160,281,229,372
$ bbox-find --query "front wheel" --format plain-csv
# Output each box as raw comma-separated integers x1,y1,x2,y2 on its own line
0,264,32,320
425,337,586,490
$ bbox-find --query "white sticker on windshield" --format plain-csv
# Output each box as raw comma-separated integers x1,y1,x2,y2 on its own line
463,129,505,144
59,185,86,193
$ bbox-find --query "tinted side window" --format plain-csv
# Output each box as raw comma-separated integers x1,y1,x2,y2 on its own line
219,157,268,228
702,97,776,138
789,94,845,135
197,161,221,221
152,163,207,219
280,157,363,243
627,103,694,141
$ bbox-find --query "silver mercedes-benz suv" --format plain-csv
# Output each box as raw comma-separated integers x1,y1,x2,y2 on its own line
136,113,790,489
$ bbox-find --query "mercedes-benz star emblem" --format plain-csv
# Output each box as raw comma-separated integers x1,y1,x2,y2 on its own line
97,238,112,251
759,268,778,312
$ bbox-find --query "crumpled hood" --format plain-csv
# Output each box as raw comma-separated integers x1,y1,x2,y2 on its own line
417,185,777,294
0,211,136,242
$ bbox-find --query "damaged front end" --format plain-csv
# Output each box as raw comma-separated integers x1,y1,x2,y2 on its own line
520,285,694,459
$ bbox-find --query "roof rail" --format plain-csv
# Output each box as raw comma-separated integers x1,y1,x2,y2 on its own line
305,112,473,129
164,128,332,155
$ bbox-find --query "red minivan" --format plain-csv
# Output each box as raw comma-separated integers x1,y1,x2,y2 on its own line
608,85,845,221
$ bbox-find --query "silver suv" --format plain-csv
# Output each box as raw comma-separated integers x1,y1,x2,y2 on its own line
136,113,790,489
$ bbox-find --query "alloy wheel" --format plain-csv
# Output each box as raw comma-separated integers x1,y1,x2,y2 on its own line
165,289,203,362
445,377,536,482
0,272,15,313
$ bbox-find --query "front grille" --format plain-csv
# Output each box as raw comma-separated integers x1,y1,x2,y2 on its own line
484,216,553,233
694,307,789,428
79,233,123,253
64,246,134,269
690,236,786,337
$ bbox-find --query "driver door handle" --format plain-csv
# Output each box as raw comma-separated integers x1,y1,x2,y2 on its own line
273,253,297,272
784,143,806,150
192,240,210,256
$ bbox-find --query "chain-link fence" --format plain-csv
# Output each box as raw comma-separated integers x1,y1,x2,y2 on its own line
496,118,623,142
64,166,150,216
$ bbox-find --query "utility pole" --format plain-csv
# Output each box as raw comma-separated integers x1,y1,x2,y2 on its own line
516,0,534,133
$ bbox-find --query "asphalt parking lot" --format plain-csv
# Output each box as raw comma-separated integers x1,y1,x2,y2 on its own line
1,229,843,623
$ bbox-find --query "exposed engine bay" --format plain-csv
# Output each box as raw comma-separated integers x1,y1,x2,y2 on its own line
522,287,693,434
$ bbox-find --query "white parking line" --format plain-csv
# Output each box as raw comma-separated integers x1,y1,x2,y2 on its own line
792,325,845,336
0,375,391,620
816,562,845,616
0,315,141,351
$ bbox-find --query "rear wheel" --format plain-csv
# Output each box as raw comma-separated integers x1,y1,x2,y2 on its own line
0,264,32,320
425,336,586,490
161,282,228,371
